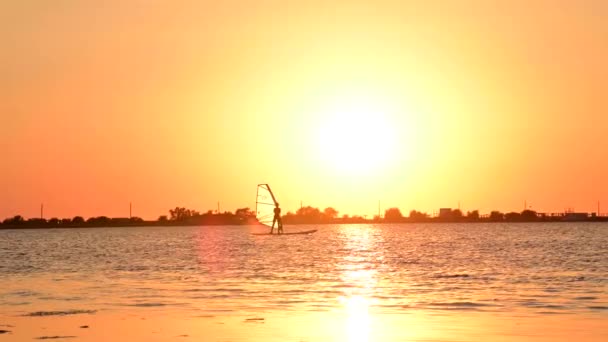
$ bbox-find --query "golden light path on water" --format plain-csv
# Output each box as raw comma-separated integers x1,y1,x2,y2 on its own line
341,295,371,342
333,225,441,341
337,226,379,342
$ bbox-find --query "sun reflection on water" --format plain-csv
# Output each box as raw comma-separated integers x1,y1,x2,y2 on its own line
340,295,371,342
337,225,384,341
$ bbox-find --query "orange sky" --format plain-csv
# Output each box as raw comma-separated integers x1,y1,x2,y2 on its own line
1,1,607,219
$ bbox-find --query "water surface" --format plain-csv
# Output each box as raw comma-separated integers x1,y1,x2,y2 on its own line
1,223,606,317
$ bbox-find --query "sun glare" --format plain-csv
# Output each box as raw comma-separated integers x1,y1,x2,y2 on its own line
340,295,372,342
316,93,399,174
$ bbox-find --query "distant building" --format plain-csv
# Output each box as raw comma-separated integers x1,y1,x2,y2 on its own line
439,208,452,218
563,212,588,221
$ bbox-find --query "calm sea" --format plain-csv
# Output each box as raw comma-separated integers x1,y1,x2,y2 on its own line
1,223,607,316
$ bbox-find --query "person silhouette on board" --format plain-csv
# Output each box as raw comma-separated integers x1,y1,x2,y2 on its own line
271,202,283,234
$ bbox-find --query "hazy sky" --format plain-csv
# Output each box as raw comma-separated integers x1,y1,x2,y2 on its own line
1,0,607,219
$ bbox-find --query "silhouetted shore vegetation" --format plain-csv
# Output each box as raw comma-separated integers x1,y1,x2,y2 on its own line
1,206,606,229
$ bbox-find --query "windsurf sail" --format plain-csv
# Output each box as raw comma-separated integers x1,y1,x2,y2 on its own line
256,184,278,227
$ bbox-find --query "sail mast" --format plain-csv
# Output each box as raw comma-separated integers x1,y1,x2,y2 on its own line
264,183,278,205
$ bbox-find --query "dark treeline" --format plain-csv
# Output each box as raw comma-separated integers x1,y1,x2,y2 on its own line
283,206,368,224
285,206,607,224
0,207,258,229
380,208,607,223
1,206,606,229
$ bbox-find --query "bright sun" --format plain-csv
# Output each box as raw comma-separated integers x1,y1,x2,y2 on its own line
316,94,398,174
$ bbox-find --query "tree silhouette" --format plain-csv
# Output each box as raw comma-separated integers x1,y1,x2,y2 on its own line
467,210,480,220
3,215,24,225
235,207,255,218
451,209,463,219
169,207,190,221
87,216,110,225
489,211,504,221
505,212,521,221
72,216,85,224
409,210,429,221
27,218,47,226
384,207,404,222
129,217,144,223
323,207,339,220
295,206,322,223
521,209,538,221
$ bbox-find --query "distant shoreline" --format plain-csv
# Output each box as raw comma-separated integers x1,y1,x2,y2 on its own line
2,205,607,230
2,218,607,230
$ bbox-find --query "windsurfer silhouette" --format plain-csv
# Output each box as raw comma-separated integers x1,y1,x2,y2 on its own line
271,202,283,234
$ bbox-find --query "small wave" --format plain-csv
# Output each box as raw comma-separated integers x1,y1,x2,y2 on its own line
39,296,84,302
433,274,470,279
574,296,598,300
35,336,77,340
396,259,419,265
534,304,568,310
244,317,264,323
530,294,559,299
422,301,500,311
569,276,586,282
329,284,356,288
8,290,41,297
430,301,494,307
113,265,150,271
275,300,307,304
126,301,189,307
128,303,168,307
3,301,30,306
268,289,307,295
520,300,538,307
373,295,404,300
588,306,608,310
187,294,232,299
124,294,169,299
205,308,237,312
183,288,244,293
377,304,410,309
24,309,96,316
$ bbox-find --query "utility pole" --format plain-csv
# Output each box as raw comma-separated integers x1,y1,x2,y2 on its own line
40,203,44,219
217,202,220,214
378,200,381,218
598,201,601,216
129,202,132,219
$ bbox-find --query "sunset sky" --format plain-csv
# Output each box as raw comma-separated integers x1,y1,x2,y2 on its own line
1,1,607,219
